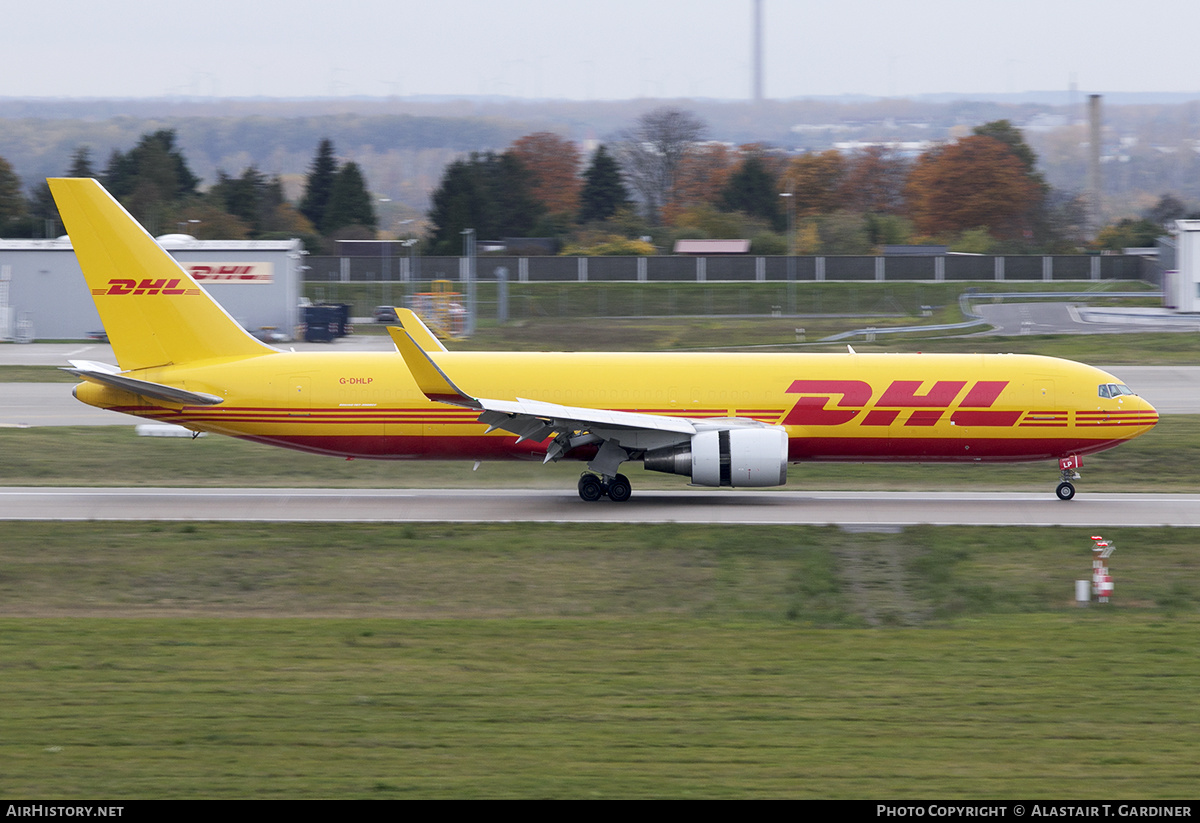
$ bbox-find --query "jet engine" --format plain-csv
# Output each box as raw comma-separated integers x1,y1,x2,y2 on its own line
643,426,788,487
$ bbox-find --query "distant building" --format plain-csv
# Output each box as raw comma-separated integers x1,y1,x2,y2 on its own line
1167,220,1200,312
0,236,304,342
673,239,751,255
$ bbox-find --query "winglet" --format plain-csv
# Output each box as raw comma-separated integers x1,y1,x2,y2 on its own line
395,308,448,352
388,326,479,408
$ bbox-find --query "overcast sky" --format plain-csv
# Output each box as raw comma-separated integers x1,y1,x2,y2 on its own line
7,0,1200,101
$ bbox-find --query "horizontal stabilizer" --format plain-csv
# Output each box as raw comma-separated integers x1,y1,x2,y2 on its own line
63,361,224,406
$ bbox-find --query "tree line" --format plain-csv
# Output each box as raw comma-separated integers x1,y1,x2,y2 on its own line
424,108,1199,256
1,109,1195,254
0,131,376,253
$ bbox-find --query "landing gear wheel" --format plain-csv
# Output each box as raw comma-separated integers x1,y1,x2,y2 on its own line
1056,481,1076,501
578,474,604,502
607,473,632,503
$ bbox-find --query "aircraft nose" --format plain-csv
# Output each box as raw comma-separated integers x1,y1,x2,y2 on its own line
1135,394,1159,429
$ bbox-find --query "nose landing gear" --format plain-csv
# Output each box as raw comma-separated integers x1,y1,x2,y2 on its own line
1056,454,1081,501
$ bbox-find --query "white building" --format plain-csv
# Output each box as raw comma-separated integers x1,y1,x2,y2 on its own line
0,236,304,342
1168,220,1200,313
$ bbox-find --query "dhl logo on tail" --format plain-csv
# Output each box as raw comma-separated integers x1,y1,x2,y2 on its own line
93,278,202,296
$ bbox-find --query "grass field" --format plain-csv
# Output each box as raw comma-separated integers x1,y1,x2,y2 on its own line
3,300,1198,798
1,522,1198,798
0,413,1193,491
307,279,1157,327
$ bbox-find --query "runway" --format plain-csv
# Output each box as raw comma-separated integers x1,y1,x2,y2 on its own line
3,487,1199,527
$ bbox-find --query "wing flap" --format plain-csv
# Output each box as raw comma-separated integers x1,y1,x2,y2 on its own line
480,397,696,435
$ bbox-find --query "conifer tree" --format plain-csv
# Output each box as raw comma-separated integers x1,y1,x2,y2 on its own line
300,138,338,233
578,145,630,223
720,153,782,231
324,161,377,234
68,146,97,178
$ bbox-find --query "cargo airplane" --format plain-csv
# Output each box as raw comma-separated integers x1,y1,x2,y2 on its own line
50,178,1158,503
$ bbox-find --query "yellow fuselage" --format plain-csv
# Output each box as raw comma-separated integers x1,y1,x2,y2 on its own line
75,349,1158,464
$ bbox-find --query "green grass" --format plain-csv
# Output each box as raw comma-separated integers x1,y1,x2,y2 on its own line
308,279,1155,323
0,365,80,382
0,415,1190,491
1,522,1198,798
3,521,1197,620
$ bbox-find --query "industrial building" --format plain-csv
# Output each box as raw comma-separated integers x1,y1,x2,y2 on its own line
0,236,304,342
1166,220,1200,312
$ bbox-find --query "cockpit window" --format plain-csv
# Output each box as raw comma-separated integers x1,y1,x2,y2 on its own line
1099,383,1134,398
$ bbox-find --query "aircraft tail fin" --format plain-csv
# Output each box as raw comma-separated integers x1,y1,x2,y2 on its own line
49,178,274,372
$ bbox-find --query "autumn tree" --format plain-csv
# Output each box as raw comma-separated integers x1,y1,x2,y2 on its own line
172,199,252,240
1093,217,1162,251
509,132,582,218
578,145,631,223
670,143,735,218
904,136,1041,239
971,120,1071,248
973,120,1040,179
839,146,910,215
617,107,707,225
781,151,845,217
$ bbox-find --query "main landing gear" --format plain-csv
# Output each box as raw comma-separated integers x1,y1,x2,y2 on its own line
1056,454,1081,501
578,472,632,503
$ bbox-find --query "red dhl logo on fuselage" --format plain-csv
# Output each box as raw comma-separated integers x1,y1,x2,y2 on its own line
93,278,200,296
784,379,1020,428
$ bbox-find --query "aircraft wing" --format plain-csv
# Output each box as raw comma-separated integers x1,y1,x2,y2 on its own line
63,360,224,406
389,321,697,465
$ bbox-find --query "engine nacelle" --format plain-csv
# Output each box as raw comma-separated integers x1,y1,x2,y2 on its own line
643,426,788,487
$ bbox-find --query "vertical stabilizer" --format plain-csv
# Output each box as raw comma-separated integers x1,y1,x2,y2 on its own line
49,178,273,371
